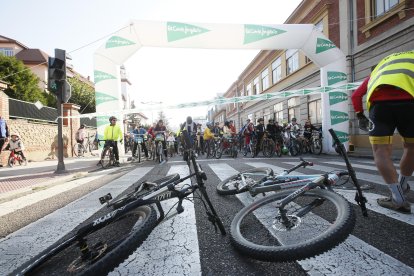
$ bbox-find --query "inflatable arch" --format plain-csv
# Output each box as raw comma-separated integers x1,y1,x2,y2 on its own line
94,21,349,152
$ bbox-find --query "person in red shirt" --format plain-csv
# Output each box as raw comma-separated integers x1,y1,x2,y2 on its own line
351,51,414,213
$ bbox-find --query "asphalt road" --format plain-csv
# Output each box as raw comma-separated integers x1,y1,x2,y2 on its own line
0,153,413,275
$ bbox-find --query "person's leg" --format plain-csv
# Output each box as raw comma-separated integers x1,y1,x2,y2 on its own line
372,143,397,183
399,141,414,192
113,142,119,162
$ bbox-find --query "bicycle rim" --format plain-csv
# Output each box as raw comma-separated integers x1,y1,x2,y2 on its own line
314,139,323,155
216,167,273,195
26,206,157,276
8,157,14,167
101,149,111,168
230,189,355,262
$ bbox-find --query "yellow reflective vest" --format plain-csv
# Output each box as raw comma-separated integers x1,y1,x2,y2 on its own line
103,124,123,141
367,51,414,110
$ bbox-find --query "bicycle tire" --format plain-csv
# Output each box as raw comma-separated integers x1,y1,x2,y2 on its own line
73,143,84,157
312,139,323,155
230,189,355,262
262,140,274,157
215,145,223,159
101,148,112,169
216,167,274,195
20,205,157,276
135,143,141,163
249,144,255,158
8,156,15,167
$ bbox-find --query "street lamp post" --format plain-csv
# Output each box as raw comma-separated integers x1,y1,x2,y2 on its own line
141,101,162,124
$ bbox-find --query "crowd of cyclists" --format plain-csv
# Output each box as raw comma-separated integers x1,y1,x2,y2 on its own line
116,115,323,163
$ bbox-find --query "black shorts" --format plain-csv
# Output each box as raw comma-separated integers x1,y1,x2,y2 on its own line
368,101,414,144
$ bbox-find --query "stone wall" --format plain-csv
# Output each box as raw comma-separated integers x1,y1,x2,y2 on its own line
0,92,96,166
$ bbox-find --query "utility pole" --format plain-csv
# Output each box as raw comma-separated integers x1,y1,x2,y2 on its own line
48,49,71,174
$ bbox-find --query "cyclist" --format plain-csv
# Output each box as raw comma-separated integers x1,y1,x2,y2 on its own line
0,115,9,154
303,120,319,142
154,120,167,159
255,118,265,156
203,122,215,156
266,119,277,142
131,124,149,160
243,119,255,151
102,116,123,166
351,50,414,213
75,124,87,150
8,133,27,161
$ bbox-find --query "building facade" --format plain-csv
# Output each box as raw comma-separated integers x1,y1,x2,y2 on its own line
211,0,414,149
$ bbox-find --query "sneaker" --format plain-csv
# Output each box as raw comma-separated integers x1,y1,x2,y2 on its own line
377,197,411,214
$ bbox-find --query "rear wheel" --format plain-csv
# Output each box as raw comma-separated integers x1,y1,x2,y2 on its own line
216,168,274,195
230,189,355,262
311,139,323,155
22,206,157,276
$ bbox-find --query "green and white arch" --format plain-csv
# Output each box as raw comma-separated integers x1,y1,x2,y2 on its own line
94,21,349,152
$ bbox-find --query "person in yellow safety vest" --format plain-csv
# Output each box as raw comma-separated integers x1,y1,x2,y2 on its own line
351,50,414,214
102,116,123,166
203,122,215,157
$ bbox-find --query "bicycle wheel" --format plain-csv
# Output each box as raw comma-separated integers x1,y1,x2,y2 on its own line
216,168,274,195
101,148,112,169
289,142,299,156
230,189,355,262
88,141,97,153
311,138,323,155
249,143,255,158
8,156,15,167
274,142,282,157
215,144,223,159
135,143,141,163
22,205,157,276
262,140,274,158
157,144,164,163
73,143,84,157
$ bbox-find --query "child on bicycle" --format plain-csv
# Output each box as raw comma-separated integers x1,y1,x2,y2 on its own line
8,133,27,161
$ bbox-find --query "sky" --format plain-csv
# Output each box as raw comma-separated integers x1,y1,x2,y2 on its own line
2,0,302,128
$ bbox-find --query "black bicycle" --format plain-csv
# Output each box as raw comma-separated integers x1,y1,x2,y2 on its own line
98,139,119,168
221,129,368,262
13,130,226,276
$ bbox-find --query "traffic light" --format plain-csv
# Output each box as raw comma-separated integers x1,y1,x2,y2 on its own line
47,49,66,95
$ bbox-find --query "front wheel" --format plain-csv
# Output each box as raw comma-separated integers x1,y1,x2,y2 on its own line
101,148,113,168
8,156,15,167
216,168,274,195
19,206,157,276
230,189,355,262
311,139,323,155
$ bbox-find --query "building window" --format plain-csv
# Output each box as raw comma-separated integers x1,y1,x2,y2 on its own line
261,68,269,91
286,49,299,75
315,19,324,33
273,102,283,123
253,77,260,95
246,83,252,96
374,0,400,17
0,48,14,56
287,97,299,122
308,99,322,124
272,57,282,84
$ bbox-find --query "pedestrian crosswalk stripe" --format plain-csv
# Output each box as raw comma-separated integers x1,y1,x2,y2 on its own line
112,165,201,275
211,163,414,276
0,166,153,276
323,161,402,173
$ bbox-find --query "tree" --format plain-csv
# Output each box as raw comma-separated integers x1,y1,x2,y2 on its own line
157,111,170,128
67,74,95,114
0,55,48,105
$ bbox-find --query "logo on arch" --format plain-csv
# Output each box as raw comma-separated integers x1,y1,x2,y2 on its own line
105,36,135,49
330,110,349,125
327,71,347,85
96,92,118,105
244,24,286,44
316,38,336,54
329,92,348,105
167,22,210,42
94,70,116,84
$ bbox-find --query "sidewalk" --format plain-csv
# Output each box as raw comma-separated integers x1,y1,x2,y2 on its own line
348,147,403,161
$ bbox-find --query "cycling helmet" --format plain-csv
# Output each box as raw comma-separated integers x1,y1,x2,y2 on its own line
291,117,297,122
186,116,193,124
258,118,264,122
109,116,117,122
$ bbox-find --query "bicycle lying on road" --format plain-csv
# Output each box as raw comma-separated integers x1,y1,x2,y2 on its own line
217,128,368,262
13,130,226,276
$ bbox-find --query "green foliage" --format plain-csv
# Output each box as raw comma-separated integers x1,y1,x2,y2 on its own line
0,55,48,105
67,74,95,113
